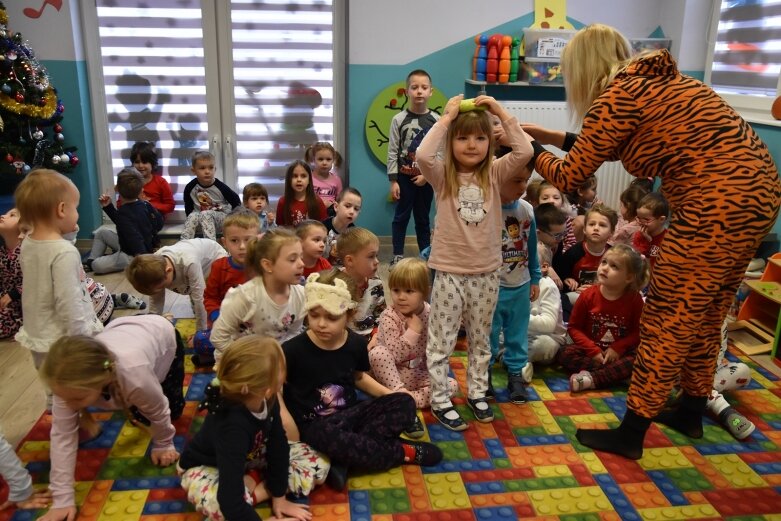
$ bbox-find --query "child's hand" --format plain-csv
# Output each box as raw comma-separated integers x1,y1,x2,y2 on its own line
186,334,195,348
575,284,591,294
150,448,180,467
474,95,509,120
139,191,150,202
366,334,378,352
592,352,605,364
266,210,275,223
4,489,53,511
37,506,76,521
564,278,579,291
407,314,423,334
272,496,312,520
390,181,401,200
441,94,464,124
98,194,111,207
602,348,619,364
529,284,540,302
0,293,10,309
411,175,427,187
639,225,652,242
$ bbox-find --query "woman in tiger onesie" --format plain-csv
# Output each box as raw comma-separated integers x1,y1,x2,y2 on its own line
525,24,781,460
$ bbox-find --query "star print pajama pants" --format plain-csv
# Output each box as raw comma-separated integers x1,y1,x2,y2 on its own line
427,270,500,410
179,441,328,520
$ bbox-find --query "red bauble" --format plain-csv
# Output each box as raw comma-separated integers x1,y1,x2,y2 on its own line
70,156,79,166
5,154,13,163
14,92,23,103
54,124,63,133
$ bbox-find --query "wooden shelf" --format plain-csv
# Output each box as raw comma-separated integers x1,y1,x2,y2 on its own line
745,280,781,305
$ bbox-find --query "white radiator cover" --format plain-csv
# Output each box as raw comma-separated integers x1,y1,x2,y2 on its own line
502,101,635,211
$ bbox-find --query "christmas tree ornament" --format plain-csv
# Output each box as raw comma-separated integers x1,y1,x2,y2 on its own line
4,153,12,163
32,129,42,140
55,132,63,142
53,123,62,133
14,92,23,103
59,153,68,163
51,154,60,164
69,155,78,166
0,84,8,94
5,51,15,61
22,164,29,173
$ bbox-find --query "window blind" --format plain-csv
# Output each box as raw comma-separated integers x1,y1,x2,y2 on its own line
712,0,781,97
95,0,334,219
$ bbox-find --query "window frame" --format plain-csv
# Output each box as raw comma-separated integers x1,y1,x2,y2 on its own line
704,0,781,127
80,0,347,223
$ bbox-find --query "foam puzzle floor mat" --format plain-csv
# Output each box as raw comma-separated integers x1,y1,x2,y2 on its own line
5,318,781,520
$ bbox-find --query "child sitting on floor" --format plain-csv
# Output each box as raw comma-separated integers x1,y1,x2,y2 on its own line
296,220,332,278
335,227,385,338
527,242,566,365
281,269,442,491
182,151,241,240
210,228,306,367
557,244,648,393
369,258,458,438
179,335,325,521
322,187,362,265
241,182,275,233
193,212,258,367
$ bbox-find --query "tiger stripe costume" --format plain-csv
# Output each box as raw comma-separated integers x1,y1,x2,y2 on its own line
534,50,781,419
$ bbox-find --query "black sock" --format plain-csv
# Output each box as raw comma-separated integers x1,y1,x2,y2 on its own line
576,410,650,460
652,393,707,439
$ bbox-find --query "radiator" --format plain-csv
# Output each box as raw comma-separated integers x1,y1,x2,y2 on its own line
501,101,634,211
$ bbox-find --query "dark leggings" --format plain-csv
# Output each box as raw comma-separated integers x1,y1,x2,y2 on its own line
557,344,636,389
300,392,415,472
132,329,186,423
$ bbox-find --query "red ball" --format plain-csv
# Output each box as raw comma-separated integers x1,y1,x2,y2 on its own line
54,123,63,133
70,156,79,166
5,154,13,163
14,92,23,103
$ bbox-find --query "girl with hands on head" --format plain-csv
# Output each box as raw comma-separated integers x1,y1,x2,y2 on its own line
416,92,533,431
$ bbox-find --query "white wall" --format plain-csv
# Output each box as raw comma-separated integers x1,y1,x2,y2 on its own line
5,1,84,61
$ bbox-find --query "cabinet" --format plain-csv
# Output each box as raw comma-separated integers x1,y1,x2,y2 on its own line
729,253,781,362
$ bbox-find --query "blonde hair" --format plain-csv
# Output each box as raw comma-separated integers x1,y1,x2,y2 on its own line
335,227,379,261
223,211,260,233
192,150,215,166
246,227,300,274
217,335,286,405
14,169,77,229
561,24,632,121
295,219,327,240
604,244,650,292
388,258,430,299
40,335,115,392
126,254,168,294
444,111,494,200
537,241,552,266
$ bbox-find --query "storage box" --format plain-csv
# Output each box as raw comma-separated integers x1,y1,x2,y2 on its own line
522,28,576,59
629,38,672,55
523,58,563,85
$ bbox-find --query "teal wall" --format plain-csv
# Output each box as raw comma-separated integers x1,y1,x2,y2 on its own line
42,60,101,238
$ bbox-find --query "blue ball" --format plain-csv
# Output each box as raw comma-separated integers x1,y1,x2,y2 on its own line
1,84,11,94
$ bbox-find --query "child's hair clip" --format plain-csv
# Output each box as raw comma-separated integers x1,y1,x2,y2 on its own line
459,98,487,113
103,360,111,370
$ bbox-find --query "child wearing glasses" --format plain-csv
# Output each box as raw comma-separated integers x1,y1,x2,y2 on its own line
534,203,568,290
632,192,668,270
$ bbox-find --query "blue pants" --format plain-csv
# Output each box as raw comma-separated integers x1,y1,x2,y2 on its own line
392,175,433,256
489,283,531,374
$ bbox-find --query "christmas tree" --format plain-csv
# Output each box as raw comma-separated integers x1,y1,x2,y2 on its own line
0,1,78,194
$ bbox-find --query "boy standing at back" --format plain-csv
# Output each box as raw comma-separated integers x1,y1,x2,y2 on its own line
387,69,438,266
181,151,241,241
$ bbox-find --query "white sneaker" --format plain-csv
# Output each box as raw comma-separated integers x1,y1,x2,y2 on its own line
390,255,404,267
521,362,534,384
